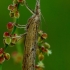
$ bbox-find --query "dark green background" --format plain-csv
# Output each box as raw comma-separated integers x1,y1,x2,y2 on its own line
0,0,70,70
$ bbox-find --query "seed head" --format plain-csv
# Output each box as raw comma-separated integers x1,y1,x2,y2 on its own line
41,33,47,39
7,22,14,29
3,32,10,37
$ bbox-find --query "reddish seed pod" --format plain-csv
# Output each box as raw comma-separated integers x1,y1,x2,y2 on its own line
3,32,10,37
8,4,16,11
7,22,14,29
0,57,5,64
41,47,47,52
8,4,15,11
0,48,4,57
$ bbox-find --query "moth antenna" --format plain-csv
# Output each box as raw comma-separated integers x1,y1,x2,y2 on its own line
35,0,46,24
41,13,47,24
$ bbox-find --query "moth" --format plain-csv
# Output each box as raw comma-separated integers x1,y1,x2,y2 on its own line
22,0,41,70
14,0,41,70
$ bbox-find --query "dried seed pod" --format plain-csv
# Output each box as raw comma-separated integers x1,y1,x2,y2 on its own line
4,53,10,60
38,52,44,60
14,11,20,18
11,34,18,45
11,38,17,44
8,4,16,11
41,33,47,39
38,30,43,36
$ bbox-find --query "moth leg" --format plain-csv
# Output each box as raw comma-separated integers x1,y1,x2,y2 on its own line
17,33,27,41
24,3,35,15
15,24,26,29
18,24,26,27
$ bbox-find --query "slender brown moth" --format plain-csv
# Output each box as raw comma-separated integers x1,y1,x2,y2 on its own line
23,0,41,70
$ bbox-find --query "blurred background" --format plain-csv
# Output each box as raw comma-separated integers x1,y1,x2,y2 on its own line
0,0,70,70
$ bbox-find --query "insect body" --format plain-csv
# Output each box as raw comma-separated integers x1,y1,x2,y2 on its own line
23,0,41,70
